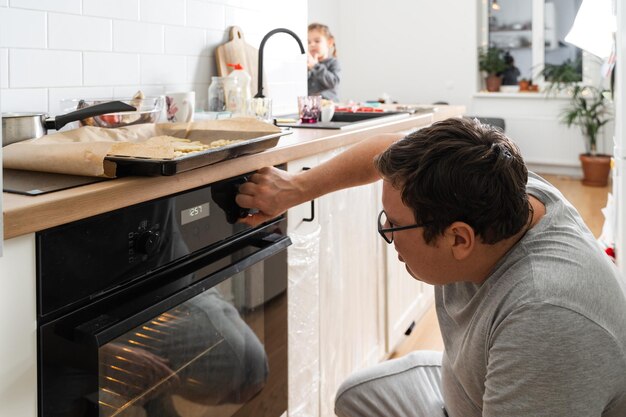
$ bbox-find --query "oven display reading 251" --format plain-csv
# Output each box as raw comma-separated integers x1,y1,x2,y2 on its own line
181,203,210,225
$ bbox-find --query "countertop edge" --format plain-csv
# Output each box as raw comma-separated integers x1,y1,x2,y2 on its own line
3,106,465,239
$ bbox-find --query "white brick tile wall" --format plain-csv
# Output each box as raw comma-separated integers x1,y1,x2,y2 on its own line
113,20,163,54
0,49,8,88
1,1,306,115
10,49,81,88
48,13,112,51
187,55,212,84
186,1,225,30
49,86,114,115
83,0,139,21
164,25,207,56
1,88,47,112
140,54,187,85
0,8,46,48
10,0,80,14
84,52,139,86
139,0,185,25
113,85,166,99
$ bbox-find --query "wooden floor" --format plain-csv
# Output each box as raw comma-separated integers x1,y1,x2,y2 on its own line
390,173,611,357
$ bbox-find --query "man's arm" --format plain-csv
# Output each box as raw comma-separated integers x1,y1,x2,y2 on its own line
235,132,404,225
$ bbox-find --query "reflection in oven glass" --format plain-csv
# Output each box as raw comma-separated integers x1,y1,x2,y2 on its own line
98,275,267,417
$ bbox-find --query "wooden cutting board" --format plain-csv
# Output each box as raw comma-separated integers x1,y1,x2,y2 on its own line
215,26,266,96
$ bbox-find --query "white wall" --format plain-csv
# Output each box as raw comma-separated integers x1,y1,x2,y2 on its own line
309,0,479,108
0,0,308,117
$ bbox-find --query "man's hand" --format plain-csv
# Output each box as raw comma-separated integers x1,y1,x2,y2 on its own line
236,167,303,226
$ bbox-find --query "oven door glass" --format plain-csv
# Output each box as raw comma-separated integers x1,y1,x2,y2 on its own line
98,272,279,417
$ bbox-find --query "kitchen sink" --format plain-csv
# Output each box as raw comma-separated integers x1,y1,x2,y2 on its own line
275,110,411,130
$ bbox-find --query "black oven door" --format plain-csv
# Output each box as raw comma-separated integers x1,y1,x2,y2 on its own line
39,220,289,417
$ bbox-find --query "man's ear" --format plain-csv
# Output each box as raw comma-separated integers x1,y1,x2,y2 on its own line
446,222,475,261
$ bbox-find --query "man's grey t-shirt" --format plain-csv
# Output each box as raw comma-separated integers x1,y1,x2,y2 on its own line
437,173,626,417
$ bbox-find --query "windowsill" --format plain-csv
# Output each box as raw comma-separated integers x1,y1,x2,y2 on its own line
473,91,571,100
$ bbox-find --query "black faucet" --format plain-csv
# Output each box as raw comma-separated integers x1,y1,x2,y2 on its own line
255,28,305,98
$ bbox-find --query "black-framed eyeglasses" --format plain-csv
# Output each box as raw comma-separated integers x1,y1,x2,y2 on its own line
377,210,428,244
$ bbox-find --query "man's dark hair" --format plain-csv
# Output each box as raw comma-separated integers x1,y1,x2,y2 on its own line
374,117,529,244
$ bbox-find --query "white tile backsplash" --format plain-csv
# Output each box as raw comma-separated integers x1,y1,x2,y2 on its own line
0,8,46,48
84,52,139,86
140,54,187,85
1,88,47,112
10,0,80,14
113,20,163,54
139,0,185,25
48,86,114,115
1,49,8,88
48,13,112,51
1,0,306,114
83,0,139,20
10,49,81,88
164,25,207,56
186,0,225,30
187,55,212,85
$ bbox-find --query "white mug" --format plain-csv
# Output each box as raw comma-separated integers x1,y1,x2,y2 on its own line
165,91,195,123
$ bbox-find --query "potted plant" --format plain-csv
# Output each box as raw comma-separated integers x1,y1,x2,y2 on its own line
561,85,613,186
478,46,506,92
518,78,530,91
539,59,582,96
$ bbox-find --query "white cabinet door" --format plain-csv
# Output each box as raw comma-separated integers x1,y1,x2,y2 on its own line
0,234,37,417
317,148,386,417
385,249,434,353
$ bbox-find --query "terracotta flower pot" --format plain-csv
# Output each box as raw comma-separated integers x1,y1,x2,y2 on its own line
485,74,502,92
518,80,530,91
579,154,611,187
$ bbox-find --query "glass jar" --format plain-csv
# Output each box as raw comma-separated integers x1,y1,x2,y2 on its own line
208,76,227,112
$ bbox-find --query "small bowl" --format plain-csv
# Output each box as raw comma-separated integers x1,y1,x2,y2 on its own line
62,96,165,128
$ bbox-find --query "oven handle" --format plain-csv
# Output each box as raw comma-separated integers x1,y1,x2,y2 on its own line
74,235,291,346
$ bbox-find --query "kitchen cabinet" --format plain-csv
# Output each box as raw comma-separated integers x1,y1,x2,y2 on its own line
0,234,36,417
385,245,434,352
312,147,386,417
286,144,436,417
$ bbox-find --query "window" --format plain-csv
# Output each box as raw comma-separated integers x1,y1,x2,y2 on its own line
484,0,583,86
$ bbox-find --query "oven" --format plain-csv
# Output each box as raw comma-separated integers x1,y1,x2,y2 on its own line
36,172,290,417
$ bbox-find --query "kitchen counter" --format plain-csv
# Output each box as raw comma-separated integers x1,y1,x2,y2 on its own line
2,105,464,239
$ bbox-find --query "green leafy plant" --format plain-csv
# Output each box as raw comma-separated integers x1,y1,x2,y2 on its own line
478,46,506,75
561,85,612,155
539,59,582,96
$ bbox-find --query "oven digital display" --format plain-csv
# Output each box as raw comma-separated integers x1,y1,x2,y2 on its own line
181,203,210,225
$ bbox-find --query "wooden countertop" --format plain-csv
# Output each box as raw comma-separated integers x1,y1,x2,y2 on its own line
3,105,464,239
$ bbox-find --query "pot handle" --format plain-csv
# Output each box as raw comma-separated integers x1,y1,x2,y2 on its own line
46,101,137,131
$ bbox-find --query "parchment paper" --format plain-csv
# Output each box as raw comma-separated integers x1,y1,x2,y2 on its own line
2,117,280,178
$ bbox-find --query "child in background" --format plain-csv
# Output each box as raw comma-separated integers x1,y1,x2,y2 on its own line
308,23,341,102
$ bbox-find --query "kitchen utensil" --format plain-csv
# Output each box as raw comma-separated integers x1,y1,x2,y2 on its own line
215,26,265,97
62,96,164,128
2,101,136,147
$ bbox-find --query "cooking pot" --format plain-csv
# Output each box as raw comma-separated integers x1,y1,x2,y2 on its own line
2,101,135,147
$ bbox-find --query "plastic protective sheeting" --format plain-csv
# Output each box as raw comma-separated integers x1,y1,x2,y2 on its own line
288,225,321,417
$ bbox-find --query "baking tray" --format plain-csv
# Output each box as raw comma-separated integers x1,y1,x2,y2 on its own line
106,129,291,176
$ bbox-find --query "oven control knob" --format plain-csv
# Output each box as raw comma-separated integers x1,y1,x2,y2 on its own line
136,231,161,256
